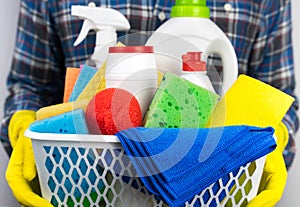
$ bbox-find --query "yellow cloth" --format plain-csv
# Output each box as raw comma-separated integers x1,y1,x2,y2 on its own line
6,110,53,207
206,75,293,206
207,75,294,129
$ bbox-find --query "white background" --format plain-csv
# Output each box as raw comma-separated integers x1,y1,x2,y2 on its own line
0,1,299,206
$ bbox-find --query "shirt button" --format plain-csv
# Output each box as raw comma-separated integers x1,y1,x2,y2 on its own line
88,2,96,7
224,3,233,12
158,11,166,21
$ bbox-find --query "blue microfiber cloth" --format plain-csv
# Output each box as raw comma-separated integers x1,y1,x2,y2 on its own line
69,64,97,102
115,126,276,207
29,108,89,134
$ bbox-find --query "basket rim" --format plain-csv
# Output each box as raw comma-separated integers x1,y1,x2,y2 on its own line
24,129,120,143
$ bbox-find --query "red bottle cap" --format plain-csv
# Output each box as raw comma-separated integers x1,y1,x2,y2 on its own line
182,52,206,72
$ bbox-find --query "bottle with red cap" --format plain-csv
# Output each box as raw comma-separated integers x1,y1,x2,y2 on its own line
105,45,158,117
180,52,215,93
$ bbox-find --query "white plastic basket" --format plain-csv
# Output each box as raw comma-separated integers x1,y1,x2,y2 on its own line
26,130,266,207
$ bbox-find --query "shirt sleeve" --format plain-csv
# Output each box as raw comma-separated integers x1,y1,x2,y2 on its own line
249,0,299,135
248,0,299,168
0,0,66,143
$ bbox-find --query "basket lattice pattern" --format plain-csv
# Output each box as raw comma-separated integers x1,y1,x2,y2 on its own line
41,144,260,207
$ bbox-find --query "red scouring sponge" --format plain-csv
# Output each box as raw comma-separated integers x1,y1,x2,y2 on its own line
86,88,142,135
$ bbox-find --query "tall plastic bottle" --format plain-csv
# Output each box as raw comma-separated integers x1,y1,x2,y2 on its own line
146,0,238,95
180,52,215,93
105,46,158,117
71,2,130,68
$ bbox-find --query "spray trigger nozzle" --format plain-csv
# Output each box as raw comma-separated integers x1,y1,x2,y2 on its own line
71,3,130,46
71,3,131,67
73,19,94,46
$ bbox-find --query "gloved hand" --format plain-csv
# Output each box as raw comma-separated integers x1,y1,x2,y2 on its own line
247,122,288,207
5,110,53,207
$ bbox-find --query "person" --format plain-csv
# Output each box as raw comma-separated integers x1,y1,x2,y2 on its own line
1,0,298,206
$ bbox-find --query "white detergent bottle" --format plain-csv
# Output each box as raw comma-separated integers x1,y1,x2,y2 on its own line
180,52,215,93
71,2,130,68
146,0,238,95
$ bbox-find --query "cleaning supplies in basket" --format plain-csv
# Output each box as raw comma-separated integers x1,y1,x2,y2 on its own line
115,126,277,207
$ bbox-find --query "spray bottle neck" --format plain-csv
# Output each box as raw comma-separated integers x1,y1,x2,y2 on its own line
95,29,117,46
90,30,117,68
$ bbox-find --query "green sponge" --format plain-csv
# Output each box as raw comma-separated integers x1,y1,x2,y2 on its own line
144,72,219,128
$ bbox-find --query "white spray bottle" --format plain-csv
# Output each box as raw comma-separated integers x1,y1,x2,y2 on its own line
71,2,130,68
146,0,238,95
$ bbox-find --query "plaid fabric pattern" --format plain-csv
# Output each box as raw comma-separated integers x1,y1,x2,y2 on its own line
1,0,298,168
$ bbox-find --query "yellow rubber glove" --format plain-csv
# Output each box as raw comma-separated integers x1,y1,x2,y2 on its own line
5,110,53,207
247,123,288,207
274,122,289,153
8,110,36,149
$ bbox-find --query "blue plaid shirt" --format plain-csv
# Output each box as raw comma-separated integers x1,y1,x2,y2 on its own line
1,0,298,168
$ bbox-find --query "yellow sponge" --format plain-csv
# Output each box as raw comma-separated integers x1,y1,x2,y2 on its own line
36,101,87,120
207,75,294,128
